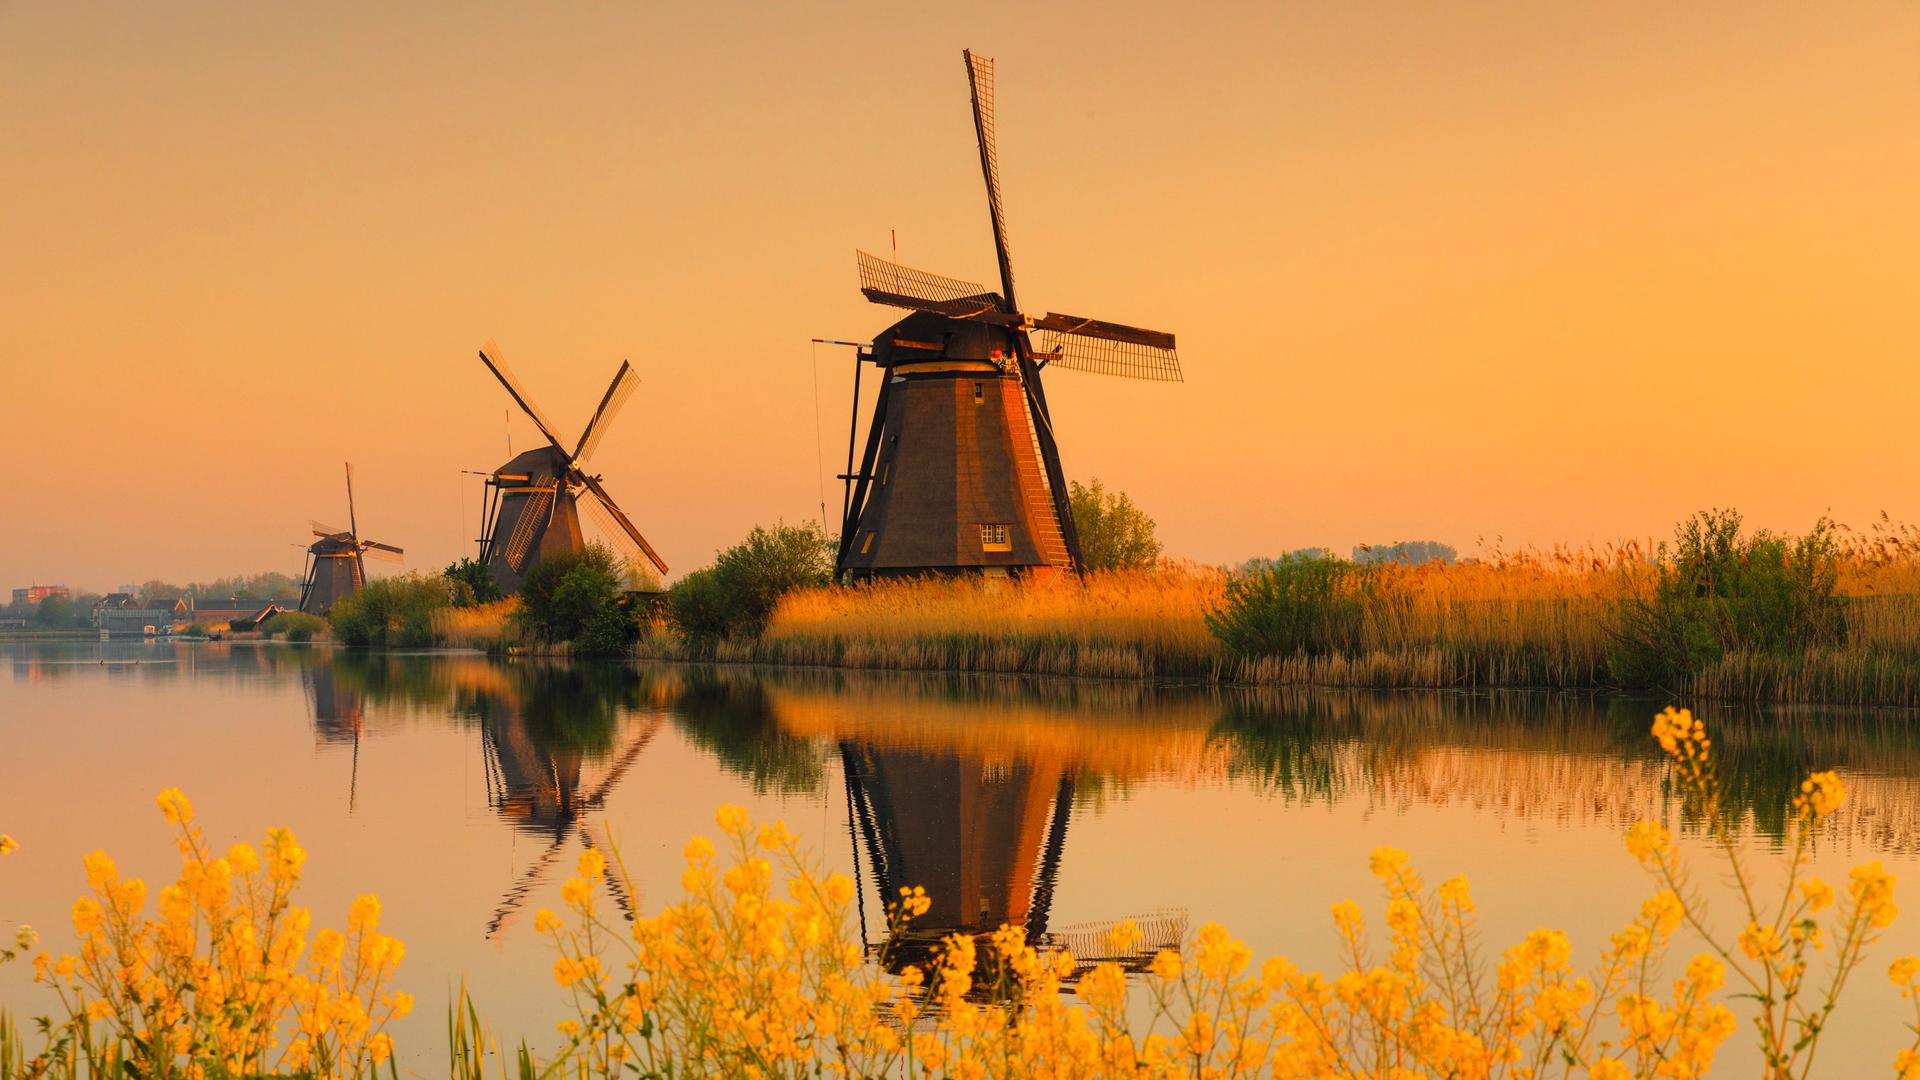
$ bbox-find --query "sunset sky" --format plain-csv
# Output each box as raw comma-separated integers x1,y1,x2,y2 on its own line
6,2,1920,589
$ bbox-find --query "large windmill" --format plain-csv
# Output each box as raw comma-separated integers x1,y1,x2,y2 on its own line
836,50,1183,581
474,342,669,594
299,463,404,615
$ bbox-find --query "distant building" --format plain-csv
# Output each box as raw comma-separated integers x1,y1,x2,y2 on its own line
193,599,262,625
96,596,192,636
11,584,70,606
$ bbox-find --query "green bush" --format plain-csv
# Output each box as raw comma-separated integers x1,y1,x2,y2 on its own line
519,546,628,648
666,523,834,645
1205,554,1380,660
443,557,503,607
328,576,449,649
1608,509,1845,690
665,568,731,645
263,611,327,642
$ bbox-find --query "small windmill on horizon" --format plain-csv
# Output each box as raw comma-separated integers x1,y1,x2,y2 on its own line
298,463,404,615
472,342,668,595
835,49,1184,582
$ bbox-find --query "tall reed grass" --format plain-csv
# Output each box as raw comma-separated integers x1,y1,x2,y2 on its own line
432,598,521,652
751,527,1920,705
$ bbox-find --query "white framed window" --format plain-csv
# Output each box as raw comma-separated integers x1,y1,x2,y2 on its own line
980,523,1011,552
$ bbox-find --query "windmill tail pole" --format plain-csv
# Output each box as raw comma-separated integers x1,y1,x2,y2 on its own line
840,349,866,548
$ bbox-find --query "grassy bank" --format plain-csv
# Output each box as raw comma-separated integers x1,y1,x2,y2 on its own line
751,529,1920,706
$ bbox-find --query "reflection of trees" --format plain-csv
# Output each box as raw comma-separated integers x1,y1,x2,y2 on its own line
1211,689,1920,852
669,670,828,794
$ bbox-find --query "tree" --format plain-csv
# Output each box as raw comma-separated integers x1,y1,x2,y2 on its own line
1352,541,1458,566
665,522,835,645
1068,479,1162,571
443,557,503,607
32,594,80,629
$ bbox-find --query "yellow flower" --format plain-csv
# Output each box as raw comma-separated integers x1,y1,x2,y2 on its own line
1850,861,1900,930
1625,819,1673,864
556,1019,580,1036
347,894,382,933
715,804,750,836
155,787,194,826
1641,890,1685,937
823,873,854,907
1890,955,1920,993
554,956,588,987
1368,846,1409,880
577,849,607,881
1147,949,1182,981
1651,706,1705,756
1738,921,1783,961
1795,770,1846,819
1799,876,1835,913
534,908,563,934
560,877,592,910
0,834,18,856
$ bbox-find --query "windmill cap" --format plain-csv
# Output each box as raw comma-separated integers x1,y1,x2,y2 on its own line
872,311,1016,368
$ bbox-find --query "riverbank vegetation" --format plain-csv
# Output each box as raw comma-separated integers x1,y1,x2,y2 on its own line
751,510,1920,706
3,709,1916,1077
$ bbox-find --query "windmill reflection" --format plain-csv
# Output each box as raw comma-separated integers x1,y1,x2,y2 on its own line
765,675,1201,988
463,663,661,938
302,653,662,938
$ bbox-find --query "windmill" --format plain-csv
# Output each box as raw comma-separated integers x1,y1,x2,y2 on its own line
836,49,1183,581
473,342,668,595
299,463,404,615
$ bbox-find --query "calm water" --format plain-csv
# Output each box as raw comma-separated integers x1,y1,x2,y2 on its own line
5,640,1920,1074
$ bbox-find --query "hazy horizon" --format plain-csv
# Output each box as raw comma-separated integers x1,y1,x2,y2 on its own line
7,2,1919,588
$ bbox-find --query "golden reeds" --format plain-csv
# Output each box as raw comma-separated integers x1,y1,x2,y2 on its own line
430,598,520,652
744,538,1920,705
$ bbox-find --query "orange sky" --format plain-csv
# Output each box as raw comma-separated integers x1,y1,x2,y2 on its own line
6,2,1920,589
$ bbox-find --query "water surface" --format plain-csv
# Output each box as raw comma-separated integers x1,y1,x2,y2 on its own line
4,640,1918,1074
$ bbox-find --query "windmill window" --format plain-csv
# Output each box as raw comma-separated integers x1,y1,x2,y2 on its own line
860,532,874,555
973,382,984,404
980,523,1012,552
880,462,890,485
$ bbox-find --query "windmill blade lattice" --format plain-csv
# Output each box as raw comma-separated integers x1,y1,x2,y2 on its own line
964,49,1017,310
479,341,568,453
580,475,668,575
856,251,1001,319
572,361,638,468
1032,329,1183,382
501,487,555,571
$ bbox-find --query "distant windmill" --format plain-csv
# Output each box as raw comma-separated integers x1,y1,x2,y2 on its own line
474,342,668,595
837,49,1183,581
299,463,404,615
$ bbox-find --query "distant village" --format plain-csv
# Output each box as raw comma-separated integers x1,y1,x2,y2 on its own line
3,581,297,637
